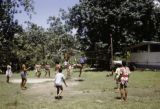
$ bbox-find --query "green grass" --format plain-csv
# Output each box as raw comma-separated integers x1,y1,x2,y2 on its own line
0,69,160,109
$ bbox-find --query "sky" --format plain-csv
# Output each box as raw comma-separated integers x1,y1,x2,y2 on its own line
15,0,79,29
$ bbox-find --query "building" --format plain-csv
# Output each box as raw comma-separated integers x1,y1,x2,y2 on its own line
129,41,160,69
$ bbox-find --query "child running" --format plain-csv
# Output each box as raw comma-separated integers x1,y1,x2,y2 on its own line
54,68,68,99
119,61,131,101
78,55,87,77
20,64,30,90
6,65,12,83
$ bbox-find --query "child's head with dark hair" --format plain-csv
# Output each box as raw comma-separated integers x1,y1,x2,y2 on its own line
122,60,127,66
116,63,122,67
58,67,62,73
55,61,59,64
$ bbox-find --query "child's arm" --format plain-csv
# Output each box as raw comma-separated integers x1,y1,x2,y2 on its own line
62,78,68,87
24,67,31,72
27,67,31,70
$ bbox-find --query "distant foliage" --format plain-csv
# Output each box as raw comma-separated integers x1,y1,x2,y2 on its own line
0,0,34,72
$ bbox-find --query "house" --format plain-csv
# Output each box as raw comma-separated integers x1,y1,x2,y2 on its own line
128,41,160,69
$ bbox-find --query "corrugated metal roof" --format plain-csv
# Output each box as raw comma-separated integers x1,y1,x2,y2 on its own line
130,41,160,49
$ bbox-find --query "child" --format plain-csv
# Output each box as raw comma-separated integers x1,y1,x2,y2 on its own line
64,60,71,79
72,63,82,77
35,64,42,78
114,63,122,90
6,65,12,83
20,64,30,90
55,62,61,74
72,55,87,78
78,55,87,77
44,64,51,77
119,61,131,101
54,68,68,99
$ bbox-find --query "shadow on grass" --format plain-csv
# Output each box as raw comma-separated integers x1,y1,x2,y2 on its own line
74,78,85,82
115,96,122,100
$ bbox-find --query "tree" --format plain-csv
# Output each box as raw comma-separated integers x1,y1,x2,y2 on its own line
0,0,34,71
18,22,47,66
68,0,160,69
47,11,80,63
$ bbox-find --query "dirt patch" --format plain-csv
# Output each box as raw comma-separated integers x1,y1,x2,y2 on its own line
11,78,54,84
20,78,80,98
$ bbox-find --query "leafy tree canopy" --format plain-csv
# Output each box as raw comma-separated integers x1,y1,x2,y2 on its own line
68,0,160,69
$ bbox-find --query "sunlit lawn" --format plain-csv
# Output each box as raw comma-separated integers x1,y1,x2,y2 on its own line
0,69,160,109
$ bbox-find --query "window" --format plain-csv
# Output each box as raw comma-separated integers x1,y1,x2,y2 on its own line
131,45,148,52
150,44,160,52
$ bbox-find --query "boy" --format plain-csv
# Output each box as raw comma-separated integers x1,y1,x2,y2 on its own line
119,61,131,101
78,55,87,77
64,60,71,79
44,64,51,77
55,62,61,74
35,64,42,78
54,68,68,99
6,65,12,83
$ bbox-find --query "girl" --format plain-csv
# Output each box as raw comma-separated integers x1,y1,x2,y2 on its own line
20,64,30,90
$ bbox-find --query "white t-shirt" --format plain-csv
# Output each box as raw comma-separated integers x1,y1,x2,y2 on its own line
54,73,65,86
6,69,12,77
64,61,68,66
115,67,121,79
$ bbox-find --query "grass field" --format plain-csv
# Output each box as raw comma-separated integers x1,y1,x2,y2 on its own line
0,69,160,109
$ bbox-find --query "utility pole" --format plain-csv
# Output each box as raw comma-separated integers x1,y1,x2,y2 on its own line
110,34,113,70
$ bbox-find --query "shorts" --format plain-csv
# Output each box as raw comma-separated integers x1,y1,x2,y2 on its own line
120,81,128,89
55,85,63,90
21,72,26,78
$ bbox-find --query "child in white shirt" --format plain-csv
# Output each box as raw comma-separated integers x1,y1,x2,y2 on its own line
54,68,68,99
6,65,12,83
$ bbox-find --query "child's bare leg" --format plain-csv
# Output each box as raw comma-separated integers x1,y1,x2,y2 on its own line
48,70,50,77
37,72,41,78
120,89,123,99
35,72,37,77
57,87,60,96
6,76,9,83
67,69,70,79
58,90,63,96
21,81,23,88
79,65,83,77
79,69,82,77
23,79,27,88
44,71,47,77
58,86,63,97
21,79,25,89
124,88,128,101
120,84,124,100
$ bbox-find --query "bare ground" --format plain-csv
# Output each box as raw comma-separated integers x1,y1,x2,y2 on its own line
10,78,82,102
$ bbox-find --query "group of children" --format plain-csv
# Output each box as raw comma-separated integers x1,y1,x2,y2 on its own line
5,57,85,99
5,58,131,101
35,64,51,78
5,63,68,99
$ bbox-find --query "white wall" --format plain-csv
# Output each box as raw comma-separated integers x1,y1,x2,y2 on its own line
130,52,160,66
